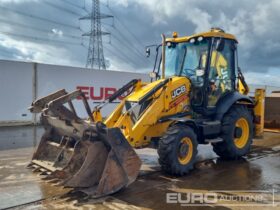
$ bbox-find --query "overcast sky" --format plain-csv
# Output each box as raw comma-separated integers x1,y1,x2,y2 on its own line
0,0,280,86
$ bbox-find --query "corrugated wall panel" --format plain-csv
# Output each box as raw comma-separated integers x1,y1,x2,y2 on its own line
0,60,33,123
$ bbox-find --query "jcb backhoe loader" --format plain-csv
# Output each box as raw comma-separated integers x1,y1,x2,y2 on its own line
28,28,265,198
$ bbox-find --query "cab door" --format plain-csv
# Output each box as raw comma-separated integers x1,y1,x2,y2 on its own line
207,39,236,108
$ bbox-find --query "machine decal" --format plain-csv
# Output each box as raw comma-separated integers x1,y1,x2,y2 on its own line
171,85,186,99
169,93,188,109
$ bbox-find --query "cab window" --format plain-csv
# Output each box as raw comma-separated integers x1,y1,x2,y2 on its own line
208,39,235,107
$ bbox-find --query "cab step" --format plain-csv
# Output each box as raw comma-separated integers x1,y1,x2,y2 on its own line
205,138,223,143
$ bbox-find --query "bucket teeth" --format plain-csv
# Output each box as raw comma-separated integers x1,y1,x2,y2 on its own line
42,174,56,180
26,163,34,169
32,166,41,173
37,168,48,175
40,171,48,176
47,179,61,184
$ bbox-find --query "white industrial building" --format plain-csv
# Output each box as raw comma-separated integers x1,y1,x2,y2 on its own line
0,59,149,125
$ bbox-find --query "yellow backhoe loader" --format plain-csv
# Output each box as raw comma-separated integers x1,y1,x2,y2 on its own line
28,28,265,198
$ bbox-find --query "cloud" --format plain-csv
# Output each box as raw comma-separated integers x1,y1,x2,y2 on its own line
0,34,82,66
109,0,280,82
51,28,63,37
1,0,37,3
0,0,279,86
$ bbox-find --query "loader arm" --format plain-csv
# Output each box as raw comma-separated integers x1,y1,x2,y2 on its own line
114,85,168,147
106,77,191,147
104,80,170,147
91,79,142,122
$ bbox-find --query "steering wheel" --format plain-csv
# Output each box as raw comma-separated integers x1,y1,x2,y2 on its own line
182,68,196,76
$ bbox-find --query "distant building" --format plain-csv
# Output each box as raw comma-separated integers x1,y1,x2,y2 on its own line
269,91,280,97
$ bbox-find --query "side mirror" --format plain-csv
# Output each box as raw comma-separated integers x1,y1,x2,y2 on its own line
196,69,205,77
149,72,157,79
146,48,151,57
215,39,225,52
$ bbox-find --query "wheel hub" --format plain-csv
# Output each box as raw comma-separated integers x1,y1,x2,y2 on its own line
178,137,193,165
234,127,243,138
179,143,189,158
234,117,249,149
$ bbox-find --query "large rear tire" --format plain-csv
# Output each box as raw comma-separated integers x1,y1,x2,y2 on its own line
158,124,198,175
213,105,253,159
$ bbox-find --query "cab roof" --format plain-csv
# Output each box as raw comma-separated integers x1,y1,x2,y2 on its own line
166,28,238,43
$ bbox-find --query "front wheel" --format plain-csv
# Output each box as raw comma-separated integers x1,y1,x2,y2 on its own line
213,105,253,159
158,124,198,175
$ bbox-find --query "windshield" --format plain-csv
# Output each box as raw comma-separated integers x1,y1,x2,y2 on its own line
165,38,209,80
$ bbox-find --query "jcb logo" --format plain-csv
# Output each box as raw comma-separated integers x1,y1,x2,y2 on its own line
172,85,186,99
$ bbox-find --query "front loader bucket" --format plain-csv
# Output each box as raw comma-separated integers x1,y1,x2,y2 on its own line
62,128,141,197
28,89,141,198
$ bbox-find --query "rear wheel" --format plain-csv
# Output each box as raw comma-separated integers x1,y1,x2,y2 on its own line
213,105,253,159
158,124,198,175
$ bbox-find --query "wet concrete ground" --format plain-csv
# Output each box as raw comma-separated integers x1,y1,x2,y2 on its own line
0,126,279,209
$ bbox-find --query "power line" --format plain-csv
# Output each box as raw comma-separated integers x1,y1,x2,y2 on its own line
104,3,155,65
101,25,146,65
103,3,146,49
83,1,152,67
43,0,82,16
113,22,149,62
103,44,137,66
108,27,146,59
102,25,146,61
110,33,147,64
101,21,114,27
81,42,133,66
0,31,83,46
82,34,139,66
110,26,151,63
0,18,82,40
91,2,151,64
106,42,139,66
0,5,80,30
109,26,140,54
81,42,137,66
60,0,88,13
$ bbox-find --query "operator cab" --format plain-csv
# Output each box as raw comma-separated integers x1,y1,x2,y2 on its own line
149,28,239,116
